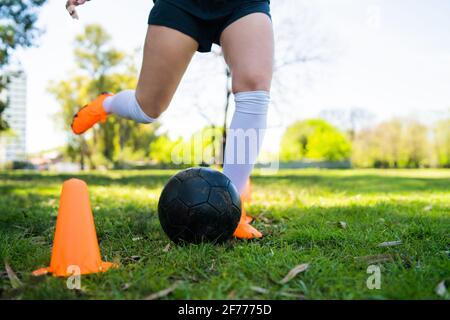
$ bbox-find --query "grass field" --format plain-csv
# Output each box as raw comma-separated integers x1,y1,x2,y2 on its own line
0,169,449,300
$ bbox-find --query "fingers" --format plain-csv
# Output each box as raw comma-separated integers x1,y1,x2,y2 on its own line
67,4,79,19
66,0,89,19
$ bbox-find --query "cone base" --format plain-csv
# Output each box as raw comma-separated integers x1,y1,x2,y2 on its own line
32,268,49,276
33,261,117,277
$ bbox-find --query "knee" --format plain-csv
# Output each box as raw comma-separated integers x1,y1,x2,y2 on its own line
232,71,272,93
135,92,168,119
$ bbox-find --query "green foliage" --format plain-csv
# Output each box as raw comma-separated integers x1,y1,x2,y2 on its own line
280,119,352,161
0,0,47,67
74,25,125,80
0,80,9,131
0,0,48,131
149,135,184,165
0,169,449,299
149,126,224,166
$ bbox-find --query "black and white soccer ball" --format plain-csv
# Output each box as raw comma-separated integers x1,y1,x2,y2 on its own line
158,167,242,244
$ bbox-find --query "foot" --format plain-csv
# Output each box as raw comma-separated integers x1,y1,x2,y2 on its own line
71,93,113,135
234,207,263,240
234,221,263,239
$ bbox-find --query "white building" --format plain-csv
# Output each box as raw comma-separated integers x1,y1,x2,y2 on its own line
0,71,27,163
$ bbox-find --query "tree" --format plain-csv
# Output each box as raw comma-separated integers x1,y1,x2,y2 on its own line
433,119,450,168
352,119,432,168
400,121,429,168
48,75,93,169
0,0,48,131
280,119,352,161
149,135,184,166
374,119,403,168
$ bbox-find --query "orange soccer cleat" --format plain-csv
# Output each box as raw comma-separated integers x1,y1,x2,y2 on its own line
234,179,263,240
234,206,263,240
71,93,113,135
234,179,262,239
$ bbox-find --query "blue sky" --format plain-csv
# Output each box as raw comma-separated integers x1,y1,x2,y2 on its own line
15,0,450,153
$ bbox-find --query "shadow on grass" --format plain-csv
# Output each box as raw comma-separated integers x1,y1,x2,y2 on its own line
0,171,174,189
1,171,450,195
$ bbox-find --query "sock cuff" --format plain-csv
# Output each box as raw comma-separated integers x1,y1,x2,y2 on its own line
234,91,270,115
133,95,155,124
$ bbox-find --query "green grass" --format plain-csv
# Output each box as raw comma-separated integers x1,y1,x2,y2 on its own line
0,169,449,300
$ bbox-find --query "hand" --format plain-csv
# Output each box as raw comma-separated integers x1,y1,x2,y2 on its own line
66,0,90,20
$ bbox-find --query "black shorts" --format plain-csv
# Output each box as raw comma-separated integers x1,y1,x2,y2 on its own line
148,0,271,53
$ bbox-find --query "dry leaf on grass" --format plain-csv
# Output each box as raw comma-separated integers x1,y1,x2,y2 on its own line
378,240,402,247
423,205,433,212
31,236,46,245
435,280,448,298
259,216,273,224
144,281,181,300
250,286,269,294
278,292,307,300
5,262,23,289
163,243,171,252
280,263,309,284
357,254,394,264
227,290,237,299
338,221,348,229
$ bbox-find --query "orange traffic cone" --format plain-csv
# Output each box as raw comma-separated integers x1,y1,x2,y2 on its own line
234,179,263,239
33,179,116,277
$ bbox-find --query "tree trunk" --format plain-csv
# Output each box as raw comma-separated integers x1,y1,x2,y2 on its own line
220,68,232,167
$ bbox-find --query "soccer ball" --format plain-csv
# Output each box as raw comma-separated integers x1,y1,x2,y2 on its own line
158,167,242,244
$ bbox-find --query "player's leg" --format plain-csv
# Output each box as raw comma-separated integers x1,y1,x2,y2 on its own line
220,12,274,239
72,25,197,135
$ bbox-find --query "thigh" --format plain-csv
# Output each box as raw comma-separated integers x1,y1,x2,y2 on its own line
220,13,274,93
136,25,198,118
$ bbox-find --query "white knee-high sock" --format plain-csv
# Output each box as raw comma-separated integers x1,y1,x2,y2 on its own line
103,90,155,124
223,91,270,195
